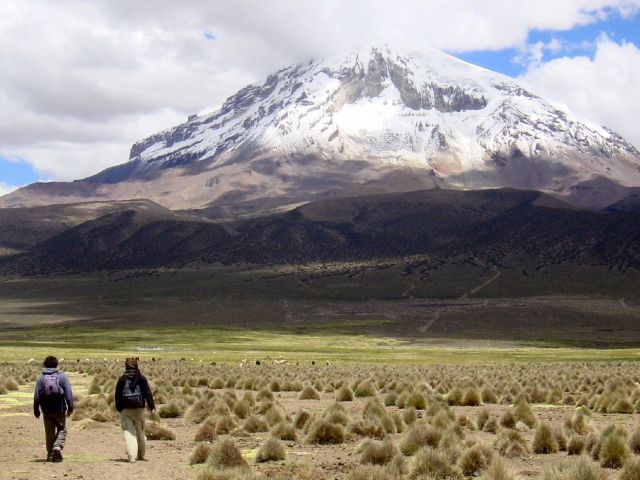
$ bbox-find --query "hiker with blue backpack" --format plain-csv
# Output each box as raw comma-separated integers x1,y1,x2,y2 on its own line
33,355,74,462
115,357,156,463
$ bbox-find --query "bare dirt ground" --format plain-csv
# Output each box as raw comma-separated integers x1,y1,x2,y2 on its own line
2,371,638,480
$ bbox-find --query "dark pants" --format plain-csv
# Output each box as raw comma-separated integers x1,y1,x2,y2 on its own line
43,412,67,456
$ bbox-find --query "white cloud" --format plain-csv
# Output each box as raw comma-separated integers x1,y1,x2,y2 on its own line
522,37,640,149
1,0,639,181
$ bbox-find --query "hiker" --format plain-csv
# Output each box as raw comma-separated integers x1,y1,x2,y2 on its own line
33,355,74,462
115,357,156,463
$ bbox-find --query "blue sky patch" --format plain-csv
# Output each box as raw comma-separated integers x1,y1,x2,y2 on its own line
0,157,40,187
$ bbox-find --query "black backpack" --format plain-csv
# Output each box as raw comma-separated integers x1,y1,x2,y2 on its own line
122,378,144,408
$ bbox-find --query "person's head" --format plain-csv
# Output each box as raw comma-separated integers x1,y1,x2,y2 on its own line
125,357,139,370
43,356,58,369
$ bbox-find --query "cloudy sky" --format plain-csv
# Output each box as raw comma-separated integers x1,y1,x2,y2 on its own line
1,0,640,195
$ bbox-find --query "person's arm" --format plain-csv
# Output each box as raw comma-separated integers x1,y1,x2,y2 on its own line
114,377,124,412
141,376,155,412
33,377,41,418
60,373,74,414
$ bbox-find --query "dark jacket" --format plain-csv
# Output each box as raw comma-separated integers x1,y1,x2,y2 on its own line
33,368,74,417
115,368,155,412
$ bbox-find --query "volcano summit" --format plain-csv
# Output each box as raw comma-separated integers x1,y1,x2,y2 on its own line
2,45,639,211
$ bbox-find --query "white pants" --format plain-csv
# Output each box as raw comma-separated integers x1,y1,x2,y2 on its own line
120,408,146,462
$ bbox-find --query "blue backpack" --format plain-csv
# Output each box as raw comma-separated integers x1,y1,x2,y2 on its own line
123,378,144,408
41,373,63,398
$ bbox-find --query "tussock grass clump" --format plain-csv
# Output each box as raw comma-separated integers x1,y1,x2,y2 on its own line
540,456,605,480
271,422,297,441
208,438,248,469
0,385,7,395
215,414,237,435
145,421,176,440
294,408,311,430
533,423,560,454
243,414,269,433
188,399,213,424
405,391,427,410
195,417,218,441
499,410,516,429
323,403,350,426
399,422,442,455
461,388,482,407
458,444,493,476
495,429,530,457
349,419,386,439
256,388,273,402
411,446,463,480
384,392,398,407
480,457,516,480
190,443,212,465
620,457,640,480
477,409,491,431
512,397,538,428
359,438,398,465
233,400,250,419
347,465,396,480
481,388,499,404
568,436,586,455
355,381,376,398
599,431,630,469
336,385,354,402
402,407,417,425
158,400,184,418
255,437,286,463
4,378,19,391
628,427,640,454
299,385,320,400
306,419,345,444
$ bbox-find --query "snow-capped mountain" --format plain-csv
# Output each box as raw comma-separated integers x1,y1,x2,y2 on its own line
3,45,640,210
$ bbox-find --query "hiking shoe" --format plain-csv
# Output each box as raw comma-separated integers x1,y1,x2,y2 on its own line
51,449,63,463
46,455,52,462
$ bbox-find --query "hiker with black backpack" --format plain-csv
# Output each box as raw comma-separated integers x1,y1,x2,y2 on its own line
33,355,74,462
115,357,156,463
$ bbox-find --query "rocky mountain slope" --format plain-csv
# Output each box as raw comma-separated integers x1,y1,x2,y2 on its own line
2,188,640,275
2,45,639,211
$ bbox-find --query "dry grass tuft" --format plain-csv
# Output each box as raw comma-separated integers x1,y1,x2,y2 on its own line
255,437,286,463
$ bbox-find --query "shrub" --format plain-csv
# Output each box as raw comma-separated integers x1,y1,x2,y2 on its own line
145,421,175,440
512,397,537,428
323,403,350,426
533,423,560,454
611,398,634,414
208,438,248,469
215,414,237,435
360,438,398,465
299,385,320,400
305,419,345,444
190,444,211,465
255,437,286,463
349,419,386,439
411,447,462,480
336,385,354,402
447,388,463,406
